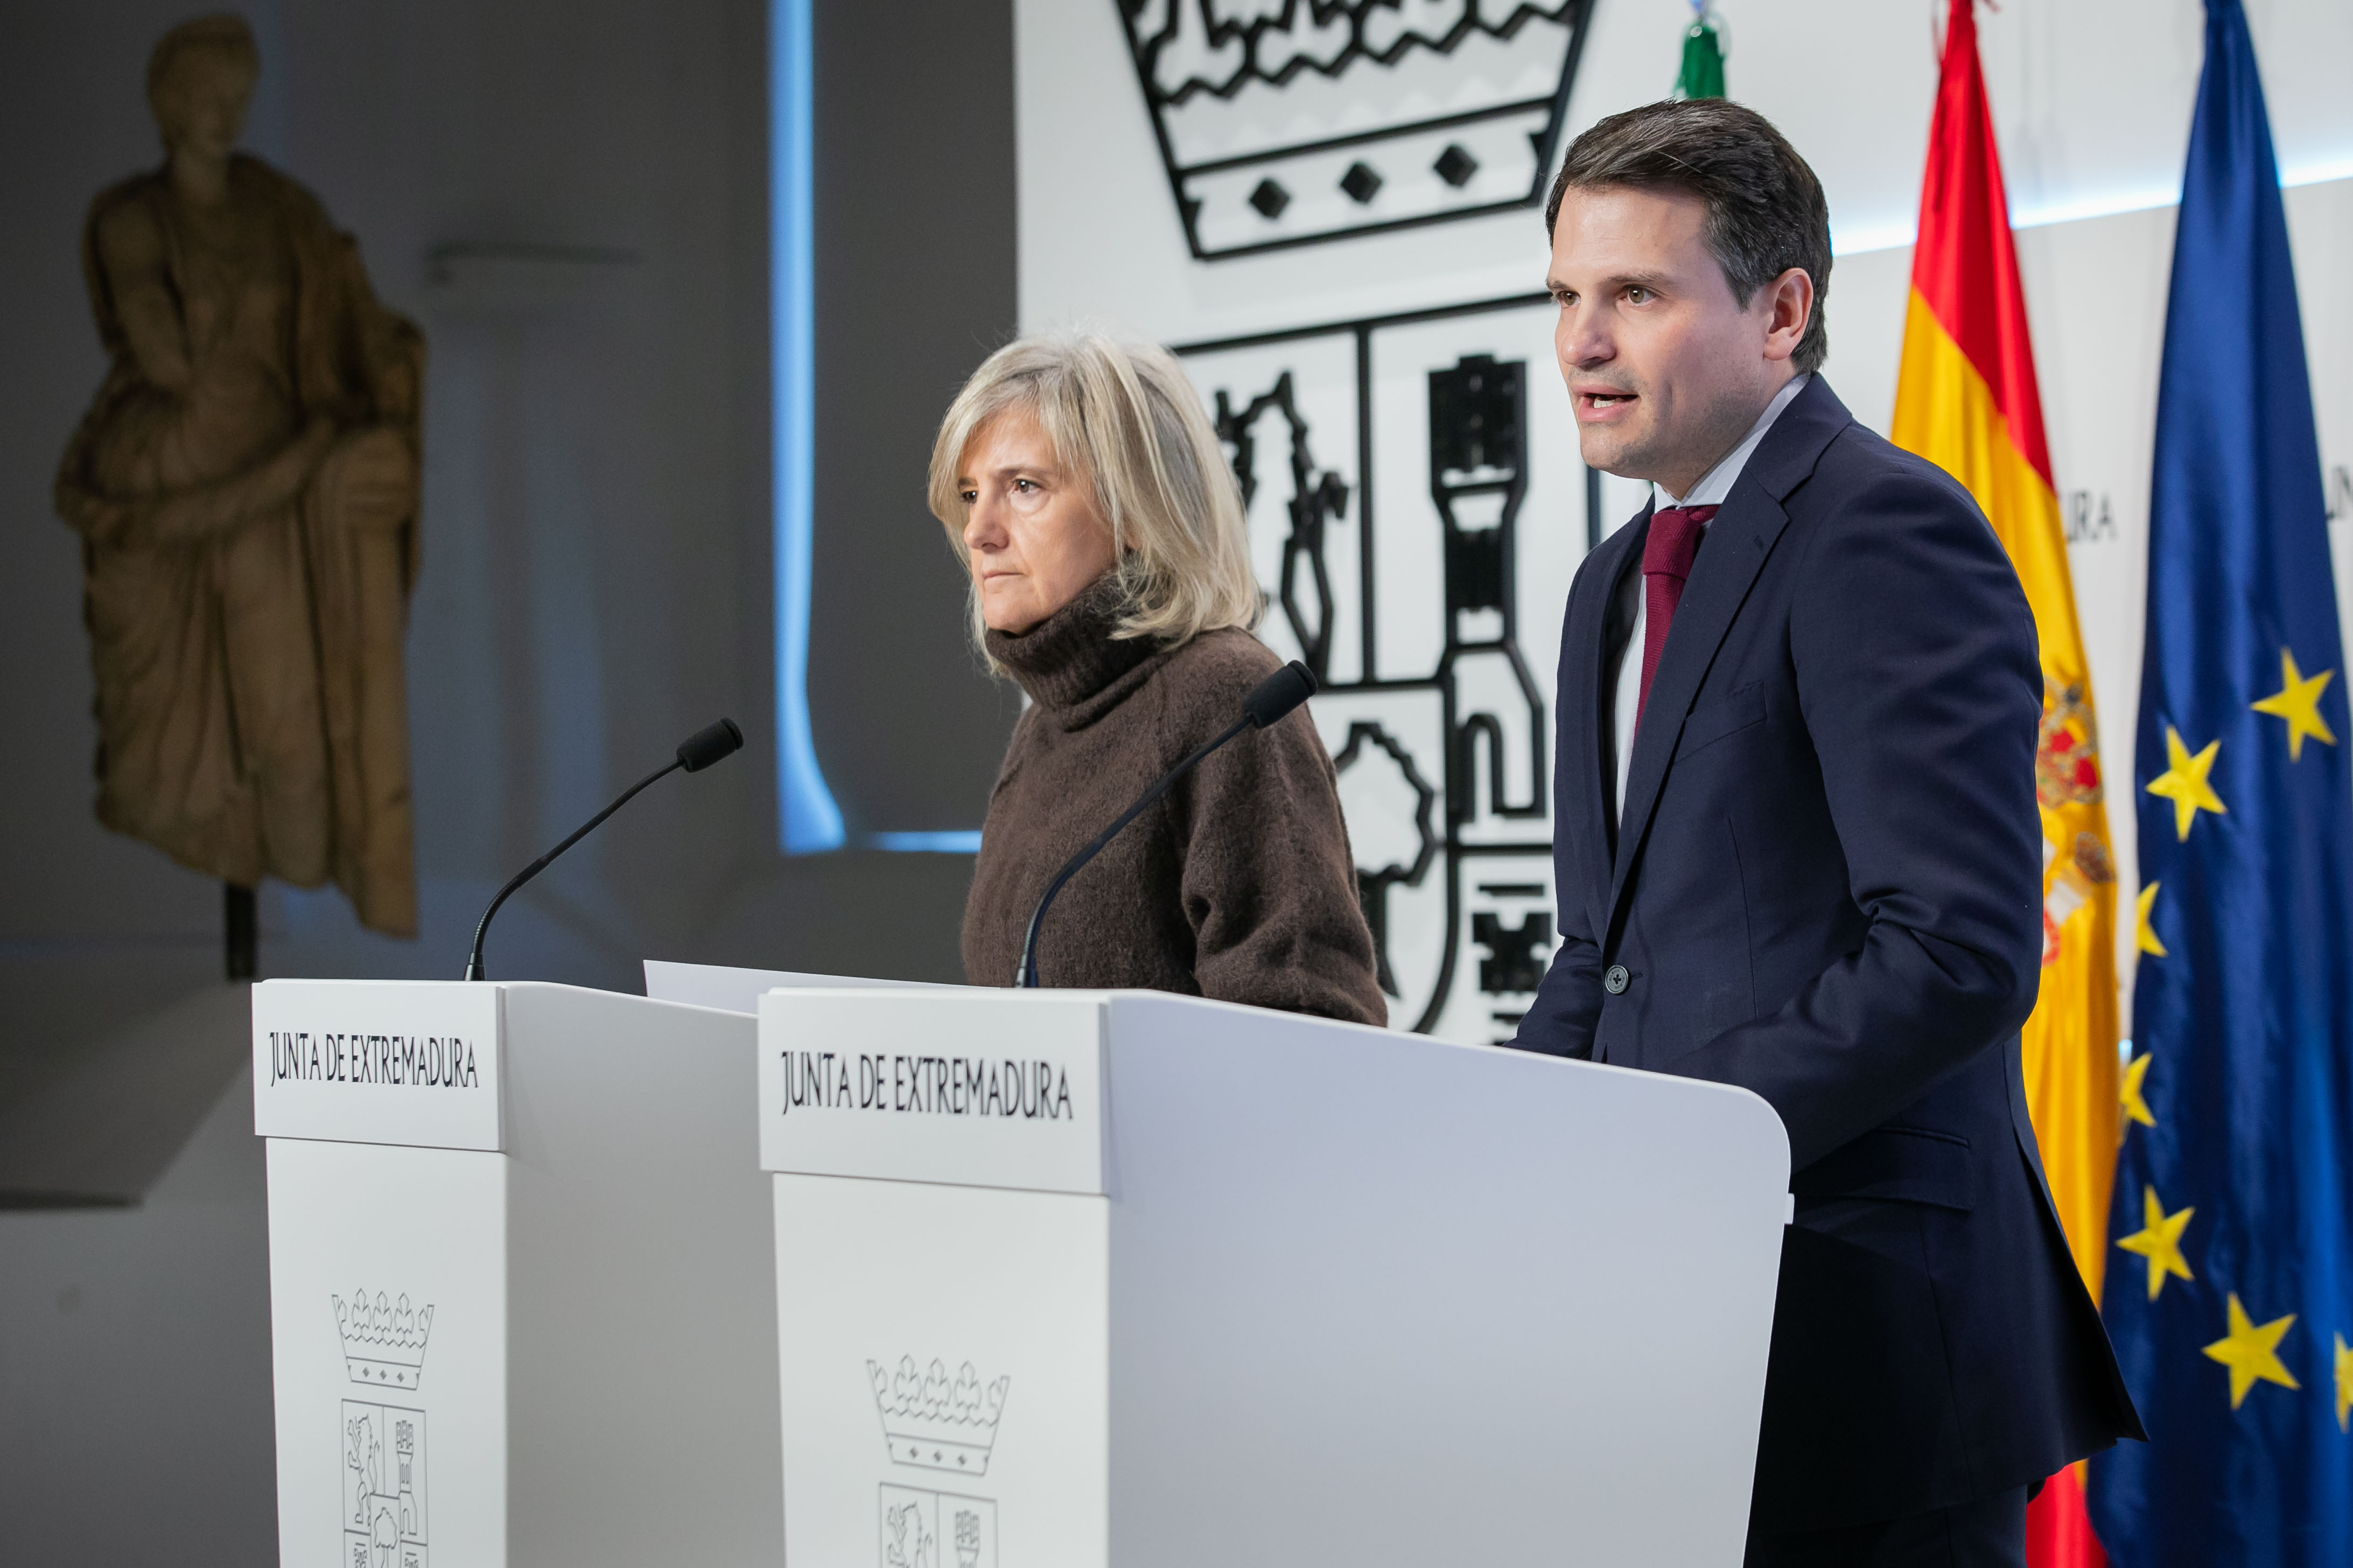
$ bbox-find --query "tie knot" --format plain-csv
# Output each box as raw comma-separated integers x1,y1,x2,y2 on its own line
1644,505,1716,582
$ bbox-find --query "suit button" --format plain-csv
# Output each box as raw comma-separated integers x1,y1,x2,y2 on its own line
1603,965,1630,995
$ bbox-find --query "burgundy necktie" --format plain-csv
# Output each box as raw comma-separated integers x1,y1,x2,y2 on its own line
1635,504,1717,727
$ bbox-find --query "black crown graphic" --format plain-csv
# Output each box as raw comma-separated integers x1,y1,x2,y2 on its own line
869,1355,1011,1475
1118,0,1593,258
334,1288,434,1390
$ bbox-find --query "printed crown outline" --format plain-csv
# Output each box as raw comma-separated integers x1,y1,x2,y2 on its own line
869,1355,1011,1476
1133,0,1580,102
1118,0,1592,257
334,1288,434,1390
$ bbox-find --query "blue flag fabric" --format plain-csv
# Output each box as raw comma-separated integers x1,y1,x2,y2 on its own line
2088,2,2353,1562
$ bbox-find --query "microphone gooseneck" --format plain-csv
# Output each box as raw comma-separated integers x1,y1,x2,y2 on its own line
463,717,745,981
1014,660,1316,989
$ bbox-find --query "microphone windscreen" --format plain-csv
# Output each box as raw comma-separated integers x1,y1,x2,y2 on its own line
676,718,745,772
1242,661,1318,730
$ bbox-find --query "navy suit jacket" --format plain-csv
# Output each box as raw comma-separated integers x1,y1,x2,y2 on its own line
1515,378,2140,1533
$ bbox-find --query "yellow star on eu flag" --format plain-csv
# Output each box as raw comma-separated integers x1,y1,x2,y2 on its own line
2250,649,2336,761
2146,726,2226,841
2115,1184,2193,1299
2134,881,2167,958
2120,1052,2156,1129
2204,1292,2300,1409
2336,1332,2352,1433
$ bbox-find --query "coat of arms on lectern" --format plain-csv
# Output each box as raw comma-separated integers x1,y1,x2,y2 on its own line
344,1403,427,1568
337,1288,432,1568
870,1356,1007,1565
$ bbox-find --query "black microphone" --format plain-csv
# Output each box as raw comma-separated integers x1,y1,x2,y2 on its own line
463,718,744,981
1014,660,1316,989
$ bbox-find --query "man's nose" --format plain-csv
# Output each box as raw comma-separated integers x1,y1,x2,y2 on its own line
1559,305,1613,369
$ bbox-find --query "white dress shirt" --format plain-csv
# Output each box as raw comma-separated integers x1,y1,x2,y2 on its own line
1610,372,1812,824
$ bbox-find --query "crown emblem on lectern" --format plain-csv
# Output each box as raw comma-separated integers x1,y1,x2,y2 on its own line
869,1356,1012,1475
1117,0,1593,258
334,1288,435,1390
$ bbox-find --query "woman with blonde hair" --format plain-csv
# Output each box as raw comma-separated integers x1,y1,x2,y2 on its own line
934,331,1383,1024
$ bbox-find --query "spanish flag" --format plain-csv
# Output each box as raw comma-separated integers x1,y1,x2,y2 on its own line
1890,4,2120,1560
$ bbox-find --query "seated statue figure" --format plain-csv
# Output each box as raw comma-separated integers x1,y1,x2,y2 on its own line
55,14,422,935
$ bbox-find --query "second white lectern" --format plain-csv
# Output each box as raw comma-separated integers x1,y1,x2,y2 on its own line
758,988,1791,1567
253,979,779,1568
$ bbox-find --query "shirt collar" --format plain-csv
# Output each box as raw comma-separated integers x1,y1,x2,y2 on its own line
1651,371,1812,512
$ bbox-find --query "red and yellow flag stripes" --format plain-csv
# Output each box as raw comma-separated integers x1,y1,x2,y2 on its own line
1891,8,2120,1559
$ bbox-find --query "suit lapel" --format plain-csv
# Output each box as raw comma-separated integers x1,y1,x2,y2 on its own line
1602,377,1854,933
1574,512,1648,944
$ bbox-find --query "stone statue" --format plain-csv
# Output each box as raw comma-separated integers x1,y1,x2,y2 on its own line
55,14,422,939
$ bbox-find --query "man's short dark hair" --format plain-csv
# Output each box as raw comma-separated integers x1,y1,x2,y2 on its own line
1545,100,1832,375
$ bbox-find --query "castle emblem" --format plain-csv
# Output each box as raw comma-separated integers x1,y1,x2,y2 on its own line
880,1483,998,1568
2042,830,2117,966
1118,0,1595,258
869,1356,1011,1475
335,1288,432,1568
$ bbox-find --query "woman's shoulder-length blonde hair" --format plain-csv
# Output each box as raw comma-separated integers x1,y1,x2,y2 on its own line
928,330,1262,666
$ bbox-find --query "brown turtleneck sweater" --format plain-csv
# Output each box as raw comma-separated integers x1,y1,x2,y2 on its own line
962,580,1385,1026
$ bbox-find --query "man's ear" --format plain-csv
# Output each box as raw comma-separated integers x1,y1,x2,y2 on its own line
1762,267,1814,364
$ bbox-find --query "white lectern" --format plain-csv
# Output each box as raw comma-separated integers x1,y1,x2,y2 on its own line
251,979,779,1568
758,987,1791,1567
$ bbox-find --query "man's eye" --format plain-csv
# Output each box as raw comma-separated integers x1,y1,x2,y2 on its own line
1626,287,1652,304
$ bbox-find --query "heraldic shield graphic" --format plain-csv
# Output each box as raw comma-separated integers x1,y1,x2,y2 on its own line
335,1288,433,1568
1180,297,1589,1041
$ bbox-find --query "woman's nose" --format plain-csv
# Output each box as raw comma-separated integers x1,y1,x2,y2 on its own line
963,496,1005,552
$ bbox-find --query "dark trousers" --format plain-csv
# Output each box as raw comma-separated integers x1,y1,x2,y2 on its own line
1744,1486,2028,1568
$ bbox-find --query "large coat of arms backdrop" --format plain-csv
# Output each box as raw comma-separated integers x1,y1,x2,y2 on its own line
1180,298,1603,1040
1103,1,1608,1042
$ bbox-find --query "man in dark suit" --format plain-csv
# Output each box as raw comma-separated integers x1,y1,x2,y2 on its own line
1511,100,2141,1565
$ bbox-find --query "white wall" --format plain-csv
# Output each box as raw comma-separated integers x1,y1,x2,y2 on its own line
1018,0,2353,342
1018,0,2353,1033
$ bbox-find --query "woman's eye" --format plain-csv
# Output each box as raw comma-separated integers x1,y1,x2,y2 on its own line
1012,478,1037,494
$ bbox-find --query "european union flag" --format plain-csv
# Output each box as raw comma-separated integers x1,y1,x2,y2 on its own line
2088,2,2353,1562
